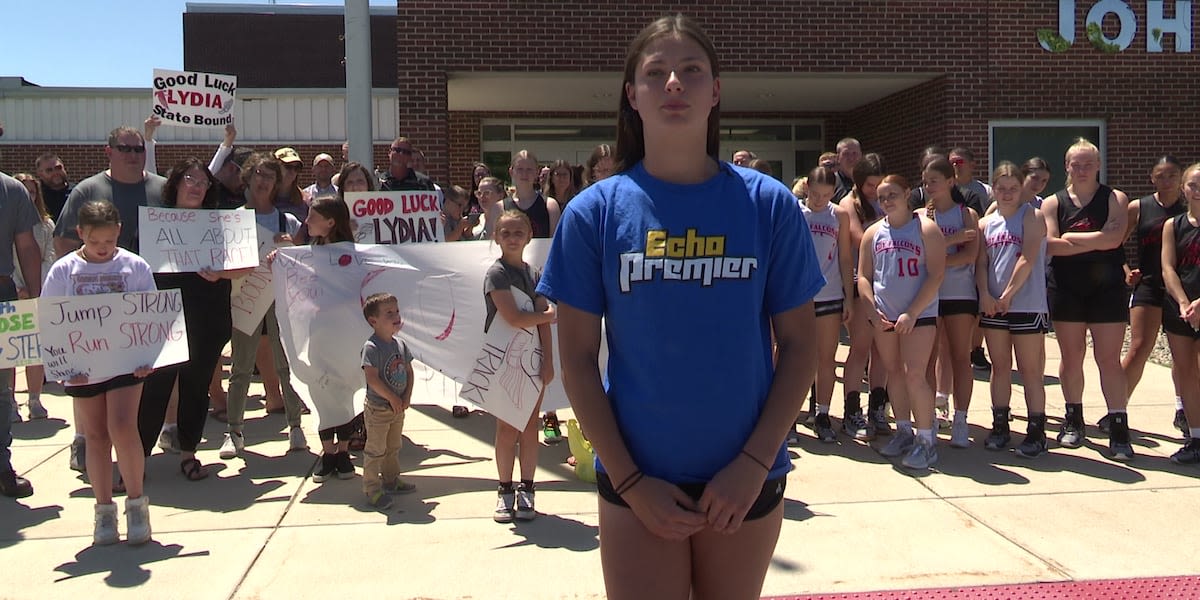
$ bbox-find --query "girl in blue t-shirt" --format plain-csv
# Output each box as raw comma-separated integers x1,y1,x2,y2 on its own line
537,15,823,600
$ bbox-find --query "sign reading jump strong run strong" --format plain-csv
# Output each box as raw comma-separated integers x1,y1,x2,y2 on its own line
152,68,237,128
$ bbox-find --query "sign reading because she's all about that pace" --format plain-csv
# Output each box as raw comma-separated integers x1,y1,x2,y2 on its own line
139,207,261,273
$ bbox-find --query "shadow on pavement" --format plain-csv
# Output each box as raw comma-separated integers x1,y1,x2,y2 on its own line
0,501,63,549
52,541,209,587
10,417,69,441
495,512,599,552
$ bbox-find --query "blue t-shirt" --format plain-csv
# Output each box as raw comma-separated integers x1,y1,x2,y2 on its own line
536,161,824,483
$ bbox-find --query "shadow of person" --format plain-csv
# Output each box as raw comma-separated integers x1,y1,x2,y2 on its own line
496,513,599,552
782,497,814,522
52,541,210,587
0,502,63,549
10,417,69,440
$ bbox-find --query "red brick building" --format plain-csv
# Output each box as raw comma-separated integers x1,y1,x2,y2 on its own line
2,1,1196,195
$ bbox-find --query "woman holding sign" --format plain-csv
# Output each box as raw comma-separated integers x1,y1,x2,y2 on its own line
137,158,251,481
42,200,156,546
538,16,822,599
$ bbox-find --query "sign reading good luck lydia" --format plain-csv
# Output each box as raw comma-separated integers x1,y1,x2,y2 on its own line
139,207,260,273
0,300,41,369
345,191,444,245
152,68,237,128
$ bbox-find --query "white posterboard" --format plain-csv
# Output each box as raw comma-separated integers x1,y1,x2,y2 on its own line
230,225,279,335
38,290,189,384
139,207,260,273
345,191,443,245
0,299,41,369
152,68,236,128
459,288,544,429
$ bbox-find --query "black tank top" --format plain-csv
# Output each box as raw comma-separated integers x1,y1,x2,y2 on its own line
503,192,552,239
1173,214,1200,301
1136,194,1186,287
1051,184,1124,267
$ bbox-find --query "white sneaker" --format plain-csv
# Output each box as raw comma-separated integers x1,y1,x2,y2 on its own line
879,427,915,457
157,428,181,454
950,418,970,448
93,502,119,546
219,431,244,459
27,398,48,420
288,427,307,452
125,495,151,545
69,437,86,472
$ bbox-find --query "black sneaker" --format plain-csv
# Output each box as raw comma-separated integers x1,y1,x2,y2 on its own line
985,426,1011,450
1097,413,1113,435
970,347,991,370
313,454,336,483
1170,439,1200,465
335,451,355,479
1057,405,1086,448
867,388,891,436
813,413,837,443
1174,409,1189,437
842,409,873,441
0,468,33,498
1015,429,1047,458
1107,413,1134,461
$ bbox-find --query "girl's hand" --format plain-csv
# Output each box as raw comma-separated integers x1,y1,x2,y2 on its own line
995,293,1012,314
401,396,411,410
543,304,557,325
622,476,708,541
873,309,895,332
16,287,29,300
223,124,237,146
979,294,998,317
134,365,154,378
947,228,977,245
266,249,278,266
67,373,88,385
1126,268,1142,287
698,453,770,534
841,301,853,325
893,312,915,334
273,233,293,245
198,267,221,282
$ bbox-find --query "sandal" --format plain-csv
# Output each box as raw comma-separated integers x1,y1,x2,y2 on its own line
210,408,228,423
180,458,208,481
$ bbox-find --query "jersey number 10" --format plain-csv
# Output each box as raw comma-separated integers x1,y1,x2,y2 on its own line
896,258,920,277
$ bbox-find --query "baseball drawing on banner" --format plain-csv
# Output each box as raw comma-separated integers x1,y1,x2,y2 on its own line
345,191,443,245
152,68,237,128
0,299,41,369
139,207,260,273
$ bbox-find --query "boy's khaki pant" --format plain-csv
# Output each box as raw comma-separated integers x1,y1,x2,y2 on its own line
362,402,406,496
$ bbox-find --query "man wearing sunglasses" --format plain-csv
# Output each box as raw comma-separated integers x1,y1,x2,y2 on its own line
380,137,435,192
53,126,166,257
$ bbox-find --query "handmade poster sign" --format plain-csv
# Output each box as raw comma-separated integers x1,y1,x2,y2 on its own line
0,299,41,369
345,191,443,245
37,290,189,384
151,68,237,128
230,224,280,335
459,287,545,429
139,207,260,273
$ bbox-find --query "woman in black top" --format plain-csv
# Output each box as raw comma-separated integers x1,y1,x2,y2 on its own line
1158,161,1200,463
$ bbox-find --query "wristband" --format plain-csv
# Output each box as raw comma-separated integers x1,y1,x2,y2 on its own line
740,449,771,472
615,472,645,496
612,470,642,495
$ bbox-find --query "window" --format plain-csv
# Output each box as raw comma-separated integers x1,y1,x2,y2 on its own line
990,120,1105,192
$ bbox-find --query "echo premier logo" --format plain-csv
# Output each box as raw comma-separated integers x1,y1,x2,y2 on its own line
618,228,758,293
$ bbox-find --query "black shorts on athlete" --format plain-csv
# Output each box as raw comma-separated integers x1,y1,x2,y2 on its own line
814,299,844,318
65,373,143,398
939,299,979,317
1130,281,1166,309
596,471,786,521
1163,298,1200,338
1049,263,1129,323
980,312,1050,334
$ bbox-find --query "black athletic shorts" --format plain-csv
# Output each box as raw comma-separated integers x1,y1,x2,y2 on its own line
878,316,937,331
596,471,786,521
65,373,143,398
980,312,1050,334
1049,263,1129,324
939,299,979,317
1162,299,1200,338
1130,281,1166,309
814,299,844,318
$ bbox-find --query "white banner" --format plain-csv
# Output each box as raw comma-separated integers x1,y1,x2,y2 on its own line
271,240,583,430
38,290,189,384
459,288,545,429
345,191,443,245
0,299,41,369
139,207,260,273
152,68,236,129
230,225,280,335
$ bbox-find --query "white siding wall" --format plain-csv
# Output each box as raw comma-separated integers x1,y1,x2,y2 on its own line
0,88,397,143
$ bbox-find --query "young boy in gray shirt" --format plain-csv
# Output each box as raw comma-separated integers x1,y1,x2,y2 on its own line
360,292,416,509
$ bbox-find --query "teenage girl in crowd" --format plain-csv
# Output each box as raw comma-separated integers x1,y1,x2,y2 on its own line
1043,138,1133,461
976,162,1050,457
842,153,889,437
305,195,362,482
922,157,979,448
11,173,55,421
544,159,580,209
1119,156,1187,436
584,144,615,186
484,209,556,522
42,200,155,545
986,157,1050,215
1159,162,1200,463
137,159,250,481
472,176,506,241
803,166,855,442
504,150,565,443
541,16,823,598
859,175,946,470
467,161,491,214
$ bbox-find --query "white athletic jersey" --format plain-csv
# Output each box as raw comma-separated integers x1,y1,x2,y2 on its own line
933,204,977,301
872,214,938,321
983,202,1047,314
803,202,844,302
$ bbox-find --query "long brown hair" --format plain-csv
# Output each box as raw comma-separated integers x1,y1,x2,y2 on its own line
162,157,219,209
13,173,50,220
922,157,956,219
308,195,355,245
614,15,720,174
852,152,886,224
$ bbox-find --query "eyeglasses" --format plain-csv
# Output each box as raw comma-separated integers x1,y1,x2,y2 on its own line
391,147,414,155
950,158,966,166
182,174,211,189
112,144,146,154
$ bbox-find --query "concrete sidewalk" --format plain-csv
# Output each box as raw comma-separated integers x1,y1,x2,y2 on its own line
2,338,1199,599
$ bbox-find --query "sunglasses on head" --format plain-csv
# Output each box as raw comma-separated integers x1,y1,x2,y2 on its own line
112,144,146,154
391,147,414,155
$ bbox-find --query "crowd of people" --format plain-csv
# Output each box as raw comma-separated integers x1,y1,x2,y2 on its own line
1,13,1198,599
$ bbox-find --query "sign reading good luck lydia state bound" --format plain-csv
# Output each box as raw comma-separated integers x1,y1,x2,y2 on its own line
152,68,237,128
139,207,260,273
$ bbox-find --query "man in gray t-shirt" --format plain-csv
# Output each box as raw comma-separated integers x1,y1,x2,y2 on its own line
53,126,166,257
1,170,42,498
